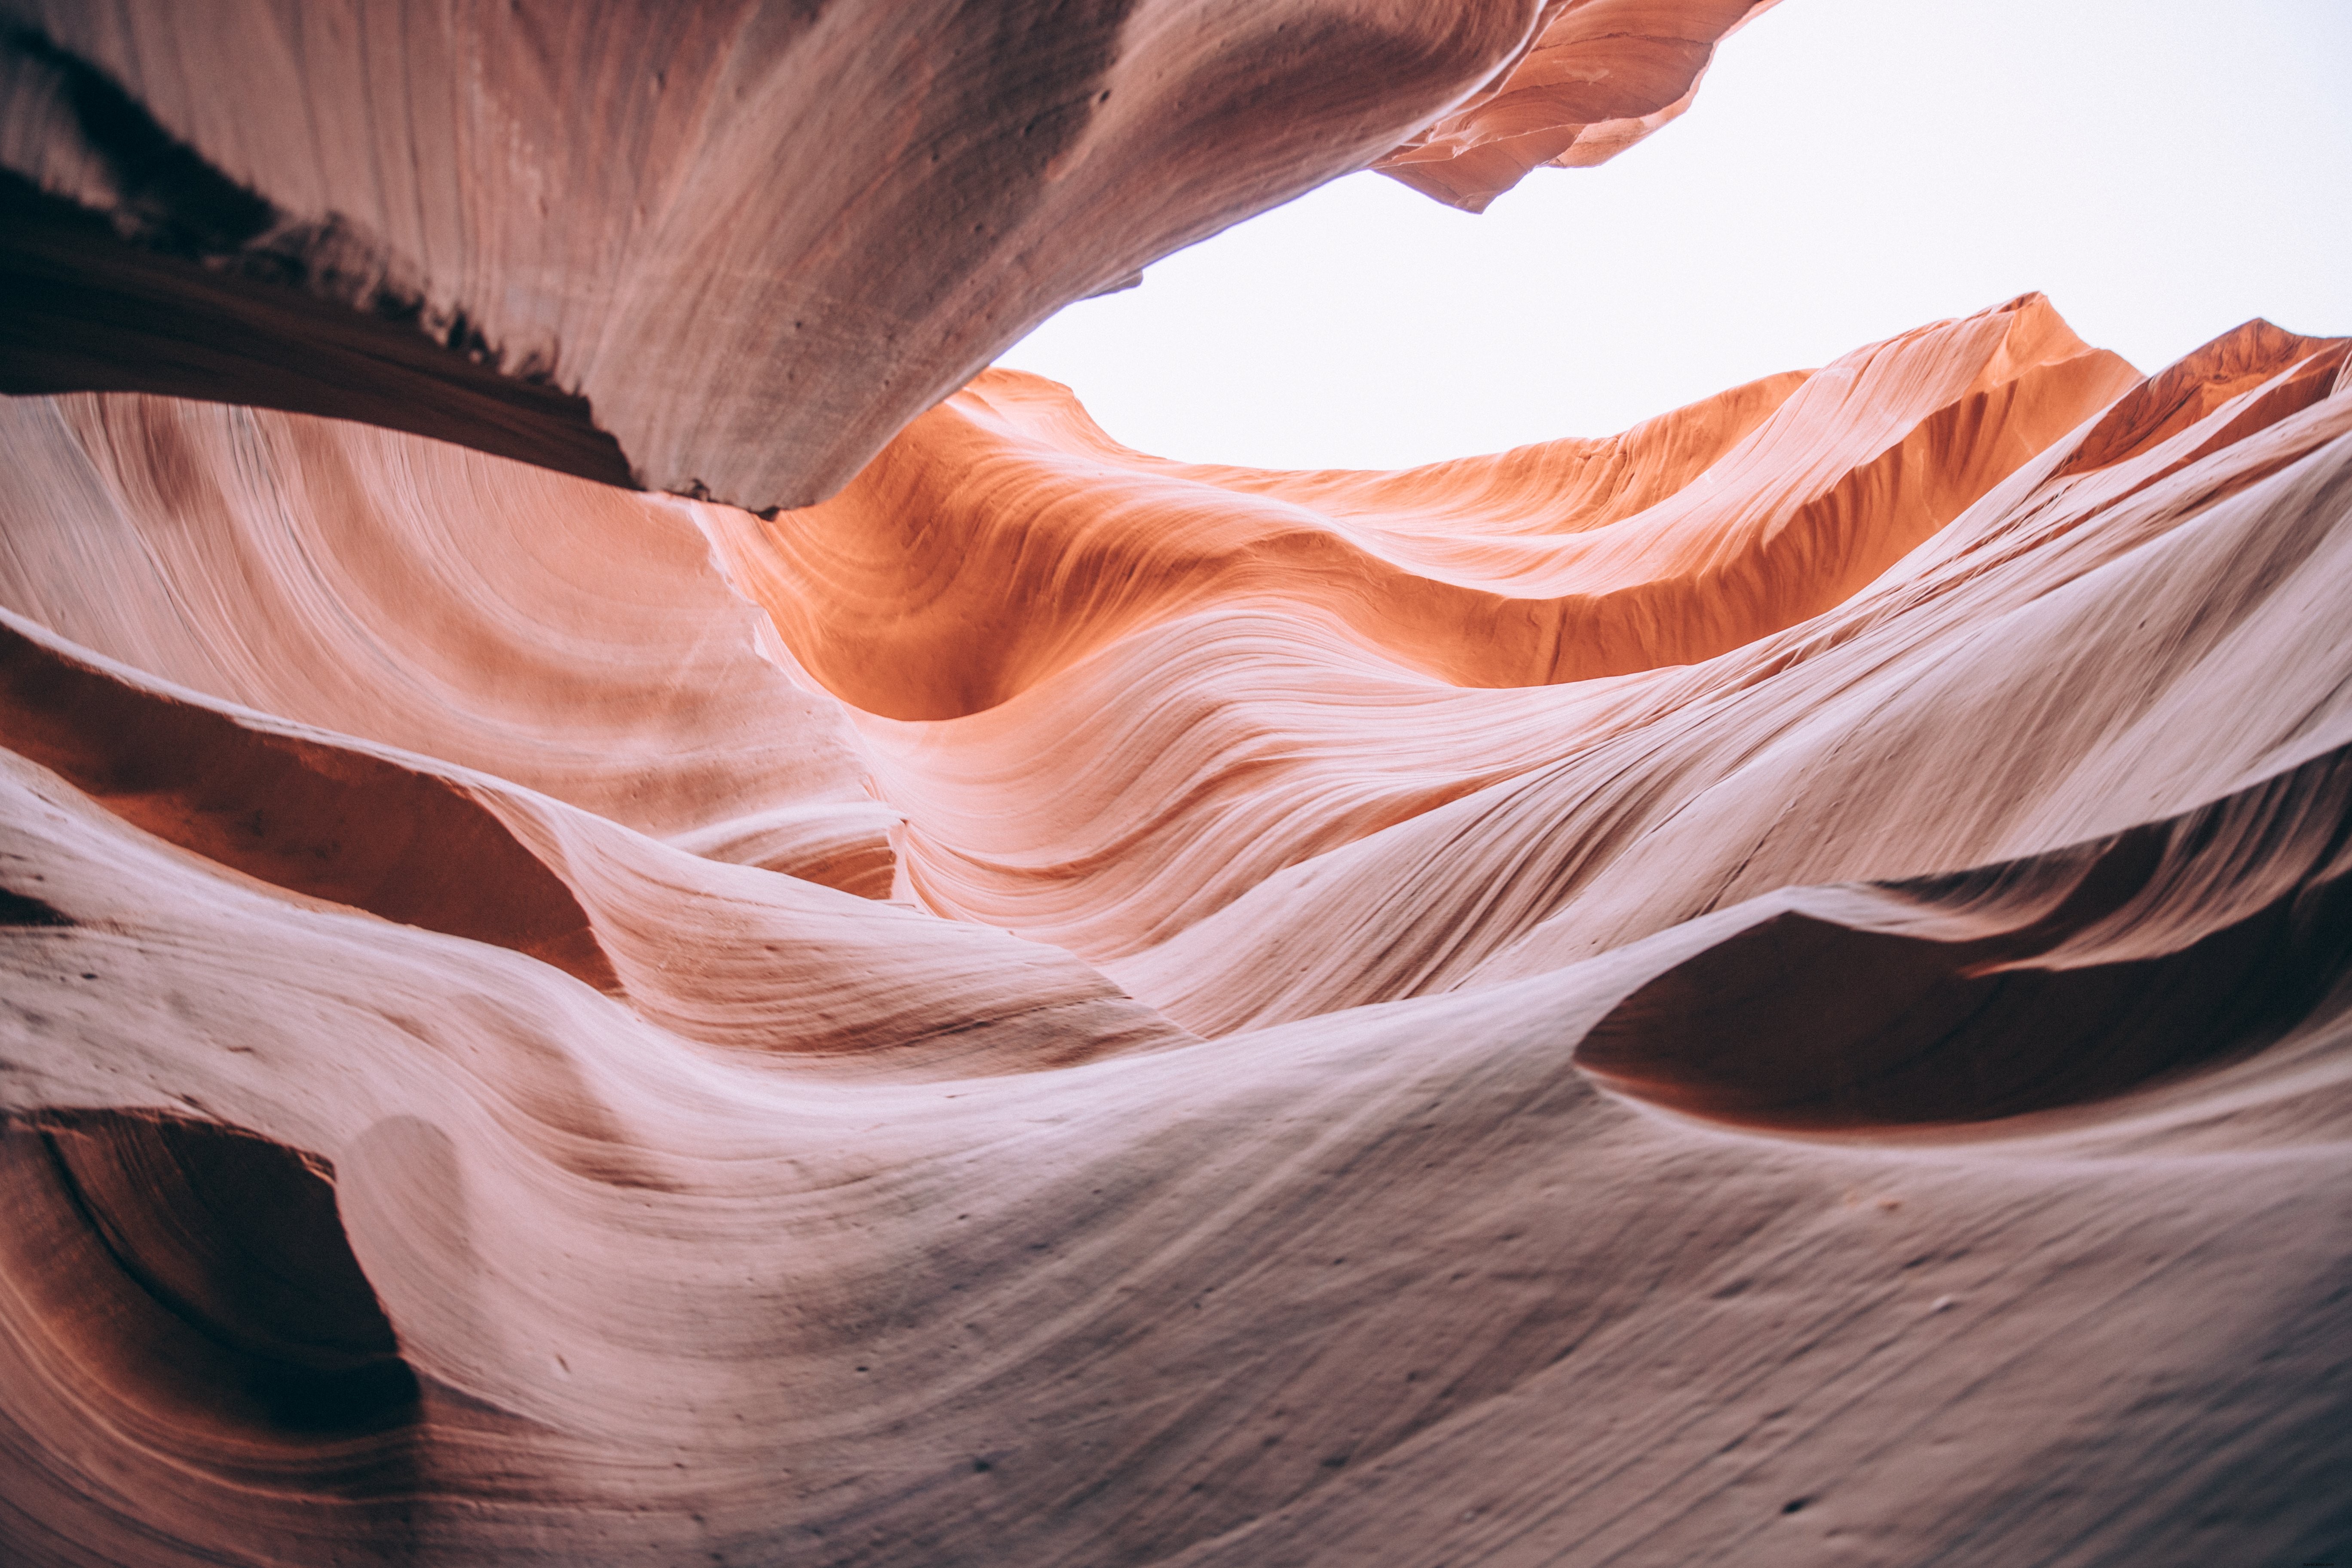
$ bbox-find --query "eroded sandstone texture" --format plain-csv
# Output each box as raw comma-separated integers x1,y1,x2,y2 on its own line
0,0,1550,510
1375,0,1783,210
3,5,2349,1566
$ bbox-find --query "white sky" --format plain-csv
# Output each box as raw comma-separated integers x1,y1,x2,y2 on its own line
997,0,2352,470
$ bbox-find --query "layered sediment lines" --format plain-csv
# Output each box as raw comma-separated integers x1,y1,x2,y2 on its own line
2,293,2350,1564
1105,318,2352,1031
0,1,1807,509
3,3,2345,1560
0,390,902,883
1375,0,1785,211
711,294,2145,959
0,0,1563,509
722,295,2129,722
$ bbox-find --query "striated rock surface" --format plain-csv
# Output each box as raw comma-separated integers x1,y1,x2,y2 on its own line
0,0,1556,510
3,6,2350,1563
712,294,2145,962
1,297,2349,1564
0,0,1796,509
1376,0,1784,211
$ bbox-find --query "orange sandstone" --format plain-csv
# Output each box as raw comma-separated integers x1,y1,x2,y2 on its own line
1376,0,1785,211
0,305,2346,1564
0,7,2348,1565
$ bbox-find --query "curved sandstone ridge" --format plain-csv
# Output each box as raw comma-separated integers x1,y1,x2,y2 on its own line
1375,0,1784,211
0,0,1564,510
0,606,1181,1075
0,0,1799,509
0,389,897,882
2,296,2350,1564
1578,740,2352,1129
717,294,2130,726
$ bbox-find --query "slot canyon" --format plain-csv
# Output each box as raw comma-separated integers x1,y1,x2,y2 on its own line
0,3,2347,1564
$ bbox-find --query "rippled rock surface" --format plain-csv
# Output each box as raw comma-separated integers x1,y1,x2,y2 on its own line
0,0,1548,509
2,6,2349,1565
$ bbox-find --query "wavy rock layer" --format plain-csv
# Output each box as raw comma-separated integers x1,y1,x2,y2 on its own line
0,297,2349,1565
712,294,2147,961
0,0,1572,509
1375,0,1783,211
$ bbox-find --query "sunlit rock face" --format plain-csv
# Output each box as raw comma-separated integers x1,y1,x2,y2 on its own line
1375,0,1784,210
4,8,2352,1568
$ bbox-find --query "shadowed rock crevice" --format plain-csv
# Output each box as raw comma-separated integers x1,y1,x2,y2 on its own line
0,611,622,990
0,177,635,488
0,608,1191,1076
0,0,1566,509
0,883,72,926
0,28,634,486
1577,744,2352,1130
0,1111,424,1475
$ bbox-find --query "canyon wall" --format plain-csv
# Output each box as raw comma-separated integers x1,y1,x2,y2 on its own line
2,4,2349,1565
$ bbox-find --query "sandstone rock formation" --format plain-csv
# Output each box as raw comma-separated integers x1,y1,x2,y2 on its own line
0,0,1552,510
2,300,2347,1565
3,6,2350,1566
1375,0,1784,210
